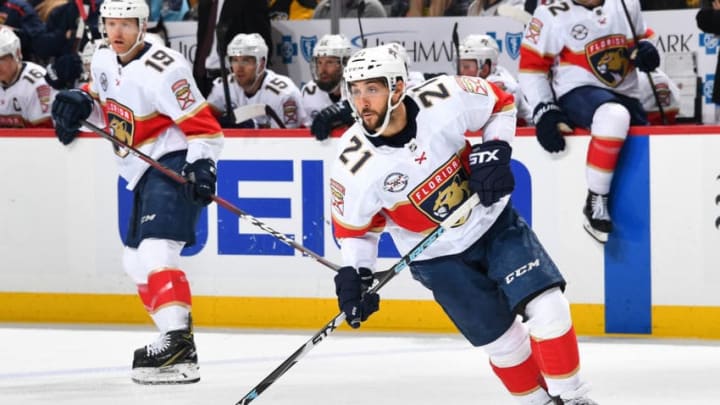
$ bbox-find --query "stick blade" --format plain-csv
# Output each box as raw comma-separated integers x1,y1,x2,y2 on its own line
233,104,267,123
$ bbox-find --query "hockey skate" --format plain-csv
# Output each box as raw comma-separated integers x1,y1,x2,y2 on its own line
554,382,599,405
131,328,200,384
582,190,612,243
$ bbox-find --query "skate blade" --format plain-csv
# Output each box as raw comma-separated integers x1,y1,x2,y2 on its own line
583,221,608,244
132,363,200,385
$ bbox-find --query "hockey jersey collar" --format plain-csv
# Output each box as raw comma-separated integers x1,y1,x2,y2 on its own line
365,96,419,149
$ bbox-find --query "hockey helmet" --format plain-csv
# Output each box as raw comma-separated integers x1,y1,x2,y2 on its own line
311,34,352,91
99,0,149,57
342,46,408,137
459,34,499,75
227,33,268,61
0,26,21,60
380,42,412,68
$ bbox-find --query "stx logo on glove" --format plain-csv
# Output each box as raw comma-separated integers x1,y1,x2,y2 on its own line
469,148,501,165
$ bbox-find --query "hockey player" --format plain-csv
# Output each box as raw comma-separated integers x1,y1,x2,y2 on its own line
303,34,355,140
0,26,55,128
330,45,597,405
50,0,224,384
459,34,533,125
519,0,659,243
207,33,305,129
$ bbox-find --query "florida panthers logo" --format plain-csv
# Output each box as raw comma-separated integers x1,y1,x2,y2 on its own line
586,35,631,87
105,101,134,158
409,154,471,227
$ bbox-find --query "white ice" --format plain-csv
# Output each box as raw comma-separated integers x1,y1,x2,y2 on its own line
1,324,719,404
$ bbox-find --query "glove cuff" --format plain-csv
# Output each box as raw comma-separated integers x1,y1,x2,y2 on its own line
532,102,561,125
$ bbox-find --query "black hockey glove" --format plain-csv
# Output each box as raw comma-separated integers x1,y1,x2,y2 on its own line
468,140,515,207
217,113,256,129
45,53,83,90
310,100,355,141
52,89,93,145
533,102,573,153
334,266,379,329
631,40,660,73
181,158,217,206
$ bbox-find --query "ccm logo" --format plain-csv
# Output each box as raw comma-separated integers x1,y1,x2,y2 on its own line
505,258,540,284
469,149,499,165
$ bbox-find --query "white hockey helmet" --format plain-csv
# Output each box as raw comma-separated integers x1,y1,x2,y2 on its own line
342,46,408,137
99,0,149,58
311,34,352,90
380,42,411,68
0,26,21,60
459,34,499,75
227,33,268,61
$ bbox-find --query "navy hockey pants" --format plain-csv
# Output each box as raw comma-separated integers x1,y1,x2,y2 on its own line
409,204,565,346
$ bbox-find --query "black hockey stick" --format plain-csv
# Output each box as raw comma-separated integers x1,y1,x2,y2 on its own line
216,23,235,122
264,104,286,128
619,0,667,125
234,193,480,405
80,119,339,271
357,0,367,48
452,22,460,75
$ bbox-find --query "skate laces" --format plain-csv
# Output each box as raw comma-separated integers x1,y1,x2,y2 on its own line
589,193,610,221
145,333,171,356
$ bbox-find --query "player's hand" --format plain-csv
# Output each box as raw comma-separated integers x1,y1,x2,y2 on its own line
468,140,515,207
334,266,379,329
45,53,83,90
51,89,93,145
631,41,660,73
533,102,573,153
310,100,355,141
181,159,217,206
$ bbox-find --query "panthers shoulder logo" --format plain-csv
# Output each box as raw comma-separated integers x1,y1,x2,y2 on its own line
586,34,631,88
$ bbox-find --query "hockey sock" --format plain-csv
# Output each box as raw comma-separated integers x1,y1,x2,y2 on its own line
138,268,192,333
530,326,582,396
491,355,552,404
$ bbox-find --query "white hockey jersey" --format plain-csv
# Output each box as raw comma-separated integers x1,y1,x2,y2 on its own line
486,65,533,123
330,75,517,269
0,61,55,128
88,43,224,190
208,69,306,128
637,68,680,125
519,0,649,111
300,79,340,127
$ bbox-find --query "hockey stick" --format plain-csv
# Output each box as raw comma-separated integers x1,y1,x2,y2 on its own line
80,119,340,272
234,193,480,405
357,0,367,48
497,4,532,25
264,104,286,128
452,22,460,75
619,0,667,125
233,104,267,124
215,23,235,122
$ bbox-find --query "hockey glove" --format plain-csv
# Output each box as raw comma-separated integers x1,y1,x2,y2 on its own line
468,140,515,207
217,113,256,129
310,100,355,141
533,102,574,153
181,159,217,206
52,89,93,145
334,266,379,329
45,53,83,90
631,41,660,73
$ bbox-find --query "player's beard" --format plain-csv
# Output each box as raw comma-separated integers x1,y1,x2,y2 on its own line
316,71,342,92
361,104,388,132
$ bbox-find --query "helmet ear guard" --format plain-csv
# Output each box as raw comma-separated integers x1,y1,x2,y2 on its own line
342,46,408,137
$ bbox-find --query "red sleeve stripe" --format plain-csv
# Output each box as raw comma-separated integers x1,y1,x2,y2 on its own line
332,213,386,238
177,104,223,138
486,81,516,115
518,45,554,71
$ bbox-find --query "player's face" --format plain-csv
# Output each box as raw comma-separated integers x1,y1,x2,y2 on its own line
459,59,479,77
314,56,342,88
0,53,18,84
230,56,259,88
103,18,142,59
348,78,390,131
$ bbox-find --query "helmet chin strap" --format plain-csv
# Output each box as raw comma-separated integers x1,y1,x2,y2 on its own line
361,93,405,138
